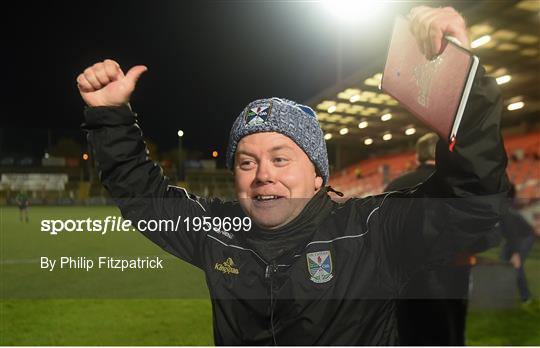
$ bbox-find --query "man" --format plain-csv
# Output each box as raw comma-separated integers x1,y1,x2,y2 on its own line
533,211,540,237
15,190,30,222
386,132,471,345
386,132,438,192
77,6,508,345
499,184,536,306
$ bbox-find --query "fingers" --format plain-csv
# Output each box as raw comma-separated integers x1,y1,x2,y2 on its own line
104,59,124,80
408,6,468,59
77,59,124,91
83,67,102,90
409,6,437,57
76,73,93,92
93,63,111,85
427,22,444,57
440,17,469,50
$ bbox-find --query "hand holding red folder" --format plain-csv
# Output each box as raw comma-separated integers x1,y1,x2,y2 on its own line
407,6,470,59
381,7,479,145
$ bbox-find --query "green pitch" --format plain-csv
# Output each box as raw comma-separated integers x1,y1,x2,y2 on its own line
466,244,540,345
1,206,213,345
1,206,539,345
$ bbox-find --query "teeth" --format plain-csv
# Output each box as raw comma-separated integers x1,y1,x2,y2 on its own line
256,195,277,201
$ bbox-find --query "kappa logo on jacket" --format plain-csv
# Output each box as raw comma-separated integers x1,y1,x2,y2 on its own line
214,257,239,275
306,250,333,283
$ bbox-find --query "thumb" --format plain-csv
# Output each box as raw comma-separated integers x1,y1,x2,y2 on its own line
125,65,148,86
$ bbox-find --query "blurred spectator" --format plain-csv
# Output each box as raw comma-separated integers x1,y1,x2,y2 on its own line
354,167,363,179
386,133,438,191
533,211,540,237
15,190,30,222
499,184,536,305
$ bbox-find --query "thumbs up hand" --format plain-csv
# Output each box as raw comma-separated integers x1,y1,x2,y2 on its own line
77,59,147,107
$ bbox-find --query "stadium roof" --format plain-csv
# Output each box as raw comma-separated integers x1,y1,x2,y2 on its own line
306,0,540,152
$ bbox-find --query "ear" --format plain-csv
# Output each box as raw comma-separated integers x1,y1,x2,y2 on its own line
315,176,323,191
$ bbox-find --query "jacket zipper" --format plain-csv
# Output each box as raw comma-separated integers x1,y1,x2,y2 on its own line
265,261,279,345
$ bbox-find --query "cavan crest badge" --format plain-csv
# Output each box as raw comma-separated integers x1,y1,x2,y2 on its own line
306,250,333,284
244,101,272,126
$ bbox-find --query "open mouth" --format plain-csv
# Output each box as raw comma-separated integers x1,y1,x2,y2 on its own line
250,195,288,207
254,195,282,201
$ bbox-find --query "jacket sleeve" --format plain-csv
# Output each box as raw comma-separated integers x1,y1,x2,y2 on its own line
81,105,218,268
373,66,510,284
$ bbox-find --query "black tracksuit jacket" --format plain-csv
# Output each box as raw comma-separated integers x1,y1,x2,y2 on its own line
82,67,509,345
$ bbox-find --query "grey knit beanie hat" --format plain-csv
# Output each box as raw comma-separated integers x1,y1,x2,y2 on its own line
226,97,329,183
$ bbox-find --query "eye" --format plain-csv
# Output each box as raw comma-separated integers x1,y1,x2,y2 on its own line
273,157,289,166
239,160,255,170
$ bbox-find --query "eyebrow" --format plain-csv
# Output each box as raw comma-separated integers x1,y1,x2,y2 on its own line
268,144,294,153
236,144,294,158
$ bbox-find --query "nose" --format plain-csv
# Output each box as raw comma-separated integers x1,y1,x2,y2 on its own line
254,160,275,185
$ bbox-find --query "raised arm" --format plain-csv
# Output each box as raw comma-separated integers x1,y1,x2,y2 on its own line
372,7,509,284
410,6,509,197
77,59,220,268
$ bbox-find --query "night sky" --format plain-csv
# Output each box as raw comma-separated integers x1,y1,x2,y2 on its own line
4,0,431,163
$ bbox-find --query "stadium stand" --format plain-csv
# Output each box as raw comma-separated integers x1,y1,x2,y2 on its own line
505,131,540,201
0,173,71,205
1,173,68,191
329,131,540,200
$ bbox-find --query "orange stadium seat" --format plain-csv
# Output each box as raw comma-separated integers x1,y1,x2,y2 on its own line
329,131,540,199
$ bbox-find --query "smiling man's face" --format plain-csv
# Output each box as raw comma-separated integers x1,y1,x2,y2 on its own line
234,132,323,230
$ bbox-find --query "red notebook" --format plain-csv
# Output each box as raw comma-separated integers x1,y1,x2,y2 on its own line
381,16,479,144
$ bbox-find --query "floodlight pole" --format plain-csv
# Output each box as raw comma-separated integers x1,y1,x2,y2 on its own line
177,130,184,182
